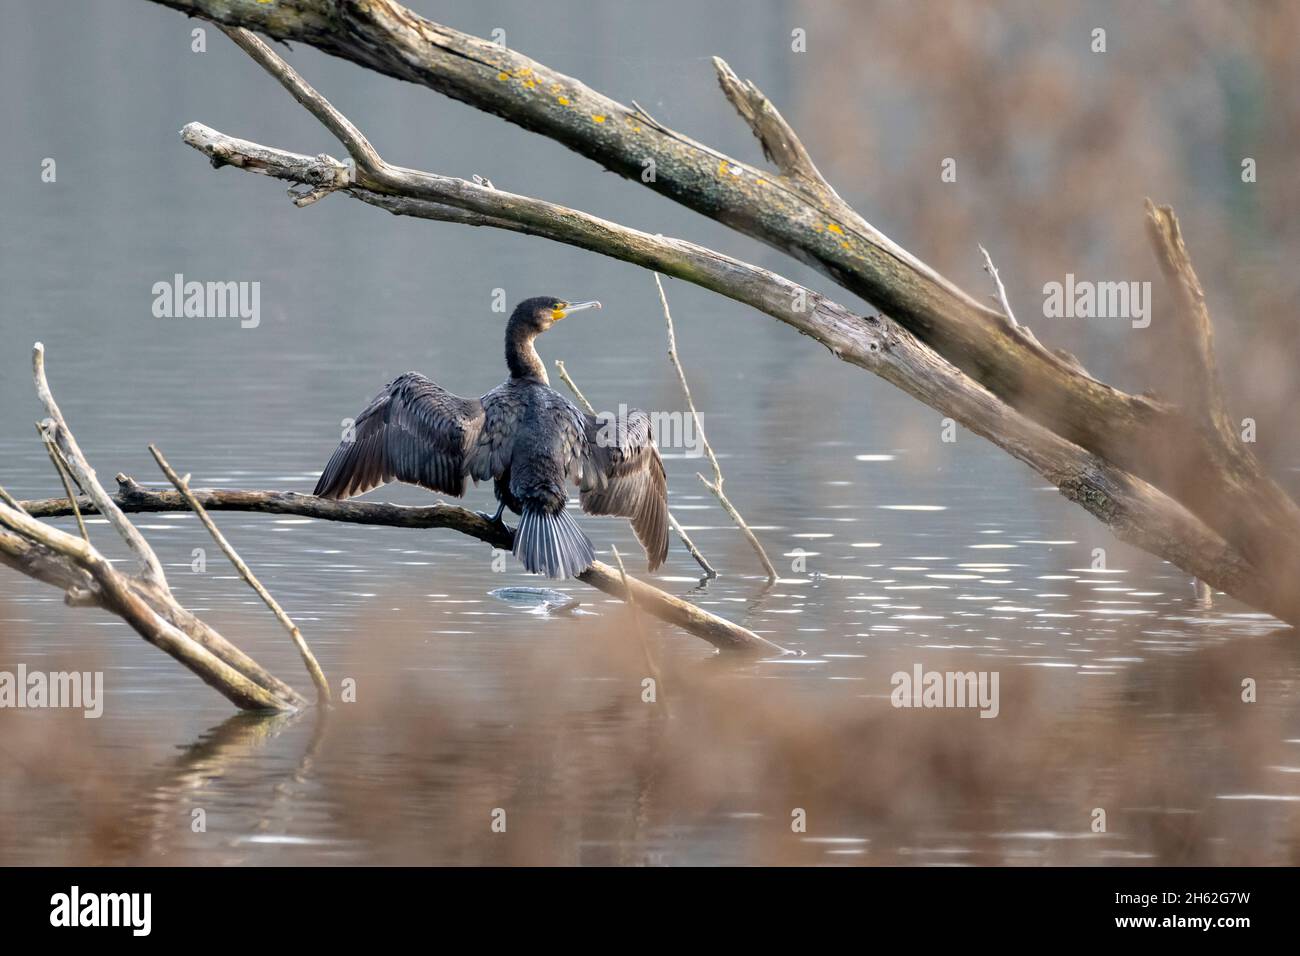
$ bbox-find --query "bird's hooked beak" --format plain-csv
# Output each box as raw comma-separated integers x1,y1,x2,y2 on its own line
552,300,601,321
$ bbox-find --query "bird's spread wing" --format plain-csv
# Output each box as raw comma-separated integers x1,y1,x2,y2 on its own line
580,409,669,570
465,385,525,484
314,372,486,499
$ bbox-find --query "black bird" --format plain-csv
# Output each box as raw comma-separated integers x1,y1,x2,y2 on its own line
313,296,670,579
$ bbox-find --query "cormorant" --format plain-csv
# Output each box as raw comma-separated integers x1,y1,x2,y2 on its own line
313,296,670,579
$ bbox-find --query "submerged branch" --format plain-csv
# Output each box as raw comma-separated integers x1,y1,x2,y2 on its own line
22,479,789,656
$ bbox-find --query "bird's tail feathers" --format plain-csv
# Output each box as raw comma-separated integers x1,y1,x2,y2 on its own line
513,506,595,579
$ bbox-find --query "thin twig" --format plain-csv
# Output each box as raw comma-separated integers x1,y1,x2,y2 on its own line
978,244,1017,329
554,359,718,579
667,513,716,581
36,422,88,542
149,445,331,705
553,360,594,414
655,274,777,582
148,447,332,702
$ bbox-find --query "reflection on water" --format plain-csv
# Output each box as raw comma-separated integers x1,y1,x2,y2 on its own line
3,454,1300,864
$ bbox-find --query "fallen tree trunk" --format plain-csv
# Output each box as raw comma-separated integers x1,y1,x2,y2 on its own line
144,0,1300,620
141,24,1299,625
20,478,790,656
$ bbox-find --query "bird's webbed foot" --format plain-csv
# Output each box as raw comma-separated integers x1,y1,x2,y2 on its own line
475,502,510,530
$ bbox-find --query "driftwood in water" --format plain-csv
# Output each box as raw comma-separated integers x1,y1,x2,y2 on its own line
138,7,1300,626
20,478,790,657
0,346,306,712
2,346,785,713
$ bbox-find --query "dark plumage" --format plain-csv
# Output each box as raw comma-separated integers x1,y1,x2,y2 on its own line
313,296,670,579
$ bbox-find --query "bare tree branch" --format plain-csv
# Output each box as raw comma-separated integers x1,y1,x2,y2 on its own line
33,343,169,590
0,495,292,712
654,274,777,583
2,346,309,711
22,479,789,656
712,56,829,190
1144,199,1233,441
149,444,331,705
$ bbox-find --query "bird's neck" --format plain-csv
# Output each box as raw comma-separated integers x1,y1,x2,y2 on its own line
505,323,548,384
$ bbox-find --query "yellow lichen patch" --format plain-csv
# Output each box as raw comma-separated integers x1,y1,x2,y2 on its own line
592,114,607,123
557,96,570,106
827,223,844,235
498,71,511,81
718,160,730,175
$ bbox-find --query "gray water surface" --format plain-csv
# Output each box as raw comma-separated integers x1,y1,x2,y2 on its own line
2,1,1298,866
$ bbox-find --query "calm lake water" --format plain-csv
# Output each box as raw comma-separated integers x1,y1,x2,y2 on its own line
1,2,1298,866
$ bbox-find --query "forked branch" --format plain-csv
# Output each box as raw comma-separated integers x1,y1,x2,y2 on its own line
21,479,789,656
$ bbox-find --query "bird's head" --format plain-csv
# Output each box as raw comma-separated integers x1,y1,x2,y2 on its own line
509,296,601,335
